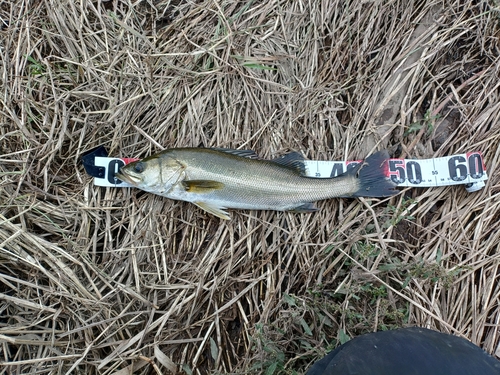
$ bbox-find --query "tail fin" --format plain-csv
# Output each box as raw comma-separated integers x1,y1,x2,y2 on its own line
348,150,398,197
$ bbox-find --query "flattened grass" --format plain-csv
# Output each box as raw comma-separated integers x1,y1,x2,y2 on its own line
1,0,499,373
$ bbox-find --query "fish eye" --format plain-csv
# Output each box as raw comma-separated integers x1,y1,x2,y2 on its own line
133,162,145,173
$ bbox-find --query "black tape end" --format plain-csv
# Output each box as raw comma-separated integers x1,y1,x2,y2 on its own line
82,146,108,178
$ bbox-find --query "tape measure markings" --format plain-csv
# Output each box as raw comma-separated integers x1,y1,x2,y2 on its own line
90,153,488,192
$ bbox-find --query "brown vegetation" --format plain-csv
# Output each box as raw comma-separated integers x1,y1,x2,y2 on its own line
1,0,499,373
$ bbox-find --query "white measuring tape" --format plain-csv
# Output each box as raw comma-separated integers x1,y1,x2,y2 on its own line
88,152,488,193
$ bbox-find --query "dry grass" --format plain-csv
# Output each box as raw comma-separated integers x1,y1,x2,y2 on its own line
1,0,500,373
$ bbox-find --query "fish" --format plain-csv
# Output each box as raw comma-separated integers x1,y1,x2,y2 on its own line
115,148,397,220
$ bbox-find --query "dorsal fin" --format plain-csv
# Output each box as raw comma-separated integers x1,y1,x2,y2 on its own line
271,152,307,175
212,148,259,159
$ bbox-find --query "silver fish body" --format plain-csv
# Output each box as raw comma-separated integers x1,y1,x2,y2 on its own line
116,148,397,219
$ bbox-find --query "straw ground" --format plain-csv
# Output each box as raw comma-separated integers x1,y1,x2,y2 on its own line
1,0,500,373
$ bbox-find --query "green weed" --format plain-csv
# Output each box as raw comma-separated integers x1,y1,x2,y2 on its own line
404,110,440,137
384,197,416,228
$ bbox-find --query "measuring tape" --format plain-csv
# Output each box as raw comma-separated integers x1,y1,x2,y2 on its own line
306,152,487,192
82,147,488,193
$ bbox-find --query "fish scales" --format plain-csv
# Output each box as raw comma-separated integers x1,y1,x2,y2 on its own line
163,149,357,207
116,148,397,219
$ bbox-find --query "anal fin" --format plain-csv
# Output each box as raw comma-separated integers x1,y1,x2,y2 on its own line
289,202,318,213
193,201,231,220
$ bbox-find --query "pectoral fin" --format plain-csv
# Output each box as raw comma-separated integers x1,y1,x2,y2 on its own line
182,180,224,192
193,201,231,220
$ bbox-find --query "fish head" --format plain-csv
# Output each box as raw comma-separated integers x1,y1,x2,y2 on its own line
116,153,185,195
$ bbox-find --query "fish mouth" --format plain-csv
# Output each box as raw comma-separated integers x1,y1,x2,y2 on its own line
115,172,139,185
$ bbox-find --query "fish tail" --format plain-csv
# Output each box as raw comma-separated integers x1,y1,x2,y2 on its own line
349,150,398,197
